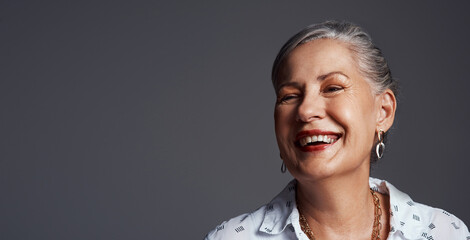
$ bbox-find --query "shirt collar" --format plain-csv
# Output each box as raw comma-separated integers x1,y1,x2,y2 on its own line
369,177,427,240
259,179,297,235
259,178,427,239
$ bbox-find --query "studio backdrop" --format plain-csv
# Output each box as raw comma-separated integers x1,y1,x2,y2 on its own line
1,1,469,239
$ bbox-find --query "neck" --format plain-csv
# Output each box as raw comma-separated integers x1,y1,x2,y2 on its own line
296,170,375,239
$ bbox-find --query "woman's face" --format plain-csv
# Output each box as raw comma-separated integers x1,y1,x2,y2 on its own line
274,39,382,182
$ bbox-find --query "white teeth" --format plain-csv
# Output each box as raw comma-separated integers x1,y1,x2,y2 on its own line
299,134,337,147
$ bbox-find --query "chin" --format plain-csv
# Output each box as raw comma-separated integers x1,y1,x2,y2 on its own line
291,155,369,183
291,160,338,182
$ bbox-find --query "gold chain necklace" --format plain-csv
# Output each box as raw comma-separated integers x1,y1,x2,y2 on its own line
298,189,382,240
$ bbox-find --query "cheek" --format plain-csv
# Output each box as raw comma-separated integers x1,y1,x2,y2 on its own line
274,107,296,148
274,108,286,143
327,95,376,134
327,98,356,127
274,107,294,131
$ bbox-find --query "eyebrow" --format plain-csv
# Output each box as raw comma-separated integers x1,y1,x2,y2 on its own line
275,82,301,93
318,71,350,81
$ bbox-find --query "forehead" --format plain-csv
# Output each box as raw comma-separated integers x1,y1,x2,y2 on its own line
277,39,360,85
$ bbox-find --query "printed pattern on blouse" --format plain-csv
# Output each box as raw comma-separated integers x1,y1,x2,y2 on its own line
205,178,470,240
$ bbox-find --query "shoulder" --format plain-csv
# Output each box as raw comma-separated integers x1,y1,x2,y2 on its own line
204,206,267,240
414,203,470,239
369,178,470,239
204,180,298,240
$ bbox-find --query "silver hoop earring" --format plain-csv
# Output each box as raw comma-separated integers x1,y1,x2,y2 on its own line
375,129,385,159
281,162,286,173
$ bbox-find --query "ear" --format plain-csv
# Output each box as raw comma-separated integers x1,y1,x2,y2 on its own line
376,89,397,132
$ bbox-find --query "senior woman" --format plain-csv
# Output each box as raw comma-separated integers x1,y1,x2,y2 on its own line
205,21,469,240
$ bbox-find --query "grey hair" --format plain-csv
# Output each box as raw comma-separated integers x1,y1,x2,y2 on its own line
271,20,398,97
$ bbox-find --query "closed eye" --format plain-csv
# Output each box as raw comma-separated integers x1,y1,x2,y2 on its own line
324,85,343,93
277,94,299,104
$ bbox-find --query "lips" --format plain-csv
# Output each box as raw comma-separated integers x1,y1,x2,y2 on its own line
295,130,341,152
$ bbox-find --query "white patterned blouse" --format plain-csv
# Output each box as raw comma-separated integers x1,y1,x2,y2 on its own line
205,178,470,240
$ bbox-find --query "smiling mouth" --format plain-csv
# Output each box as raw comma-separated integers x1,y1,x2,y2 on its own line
297,134,340,147
296,134,340,148
294,130,342,151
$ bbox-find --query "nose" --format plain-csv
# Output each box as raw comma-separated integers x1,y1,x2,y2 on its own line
296,94,325,122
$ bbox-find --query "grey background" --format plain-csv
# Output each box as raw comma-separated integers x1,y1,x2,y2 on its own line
1,0,469,239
